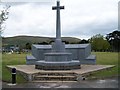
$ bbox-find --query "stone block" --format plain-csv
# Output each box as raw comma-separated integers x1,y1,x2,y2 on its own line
44,52,72,62
35,60,81,70
80,55,96,64
26,55,36,65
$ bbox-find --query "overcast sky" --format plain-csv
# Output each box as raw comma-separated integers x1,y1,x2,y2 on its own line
1,0,119,39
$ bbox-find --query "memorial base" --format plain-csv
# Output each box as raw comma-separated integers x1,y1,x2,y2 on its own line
35,65,81,70
35,60,81,70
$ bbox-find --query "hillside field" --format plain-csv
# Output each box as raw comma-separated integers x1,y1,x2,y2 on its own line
2,36,81,47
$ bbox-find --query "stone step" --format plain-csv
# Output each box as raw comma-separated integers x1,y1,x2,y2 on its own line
35,72,77,76
33,71,78,81
34,75,77,81
34,77,77,81
35,75,76,78
32,80,77,83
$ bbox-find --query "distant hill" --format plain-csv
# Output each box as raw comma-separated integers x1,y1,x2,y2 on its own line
2,36,81,47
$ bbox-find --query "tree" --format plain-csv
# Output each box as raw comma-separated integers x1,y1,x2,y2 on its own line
89,34,110,52
79,39,89,44
25,43,31,50
106,30,120,52
0,5,10,35
38,42,49,45
63,41,69,44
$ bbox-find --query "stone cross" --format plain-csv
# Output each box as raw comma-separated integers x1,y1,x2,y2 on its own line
52,1,64,39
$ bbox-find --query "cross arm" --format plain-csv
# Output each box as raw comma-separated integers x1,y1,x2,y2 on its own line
60,6,64,9
52,6,65,10
52,6,57,10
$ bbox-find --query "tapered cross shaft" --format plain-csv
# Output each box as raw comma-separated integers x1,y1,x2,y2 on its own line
52,1,64,39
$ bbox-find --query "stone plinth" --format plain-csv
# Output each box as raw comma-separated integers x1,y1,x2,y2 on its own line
35,60,80,70
52,39,65,52
44,52,72,62
26,44,96,65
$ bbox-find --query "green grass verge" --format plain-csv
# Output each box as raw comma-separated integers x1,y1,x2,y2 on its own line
87,52,119,79
2,52,119,82
2,53,28,83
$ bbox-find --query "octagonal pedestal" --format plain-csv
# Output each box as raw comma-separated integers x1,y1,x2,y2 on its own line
35,60,81,70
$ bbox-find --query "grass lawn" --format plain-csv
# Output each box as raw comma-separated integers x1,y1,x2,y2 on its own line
2,52,119,82
88,52,119,79
2,53,27,83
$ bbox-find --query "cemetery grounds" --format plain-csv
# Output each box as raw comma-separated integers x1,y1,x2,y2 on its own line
1,52,119,83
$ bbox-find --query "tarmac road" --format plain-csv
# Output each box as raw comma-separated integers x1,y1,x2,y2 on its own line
2,77,119,88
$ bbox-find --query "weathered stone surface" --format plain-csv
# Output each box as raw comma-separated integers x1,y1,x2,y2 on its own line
26,55,36,65
35,64,81,70
44,52,72,62
26,44,96,65
35,60,80,66
52,39,65,52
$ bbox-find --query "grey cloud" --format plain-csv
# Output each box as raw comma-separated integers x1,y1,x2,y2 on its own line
2,0,119,40
62,18,117,39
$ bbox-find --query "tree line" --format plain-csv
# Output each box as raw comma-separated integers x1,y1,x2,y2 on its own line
24,30,120,52
2,30,120,53
88,30,120,52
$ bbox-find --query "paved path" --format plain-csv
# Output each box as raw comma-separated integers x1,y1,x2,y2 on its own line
2,77,118,88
